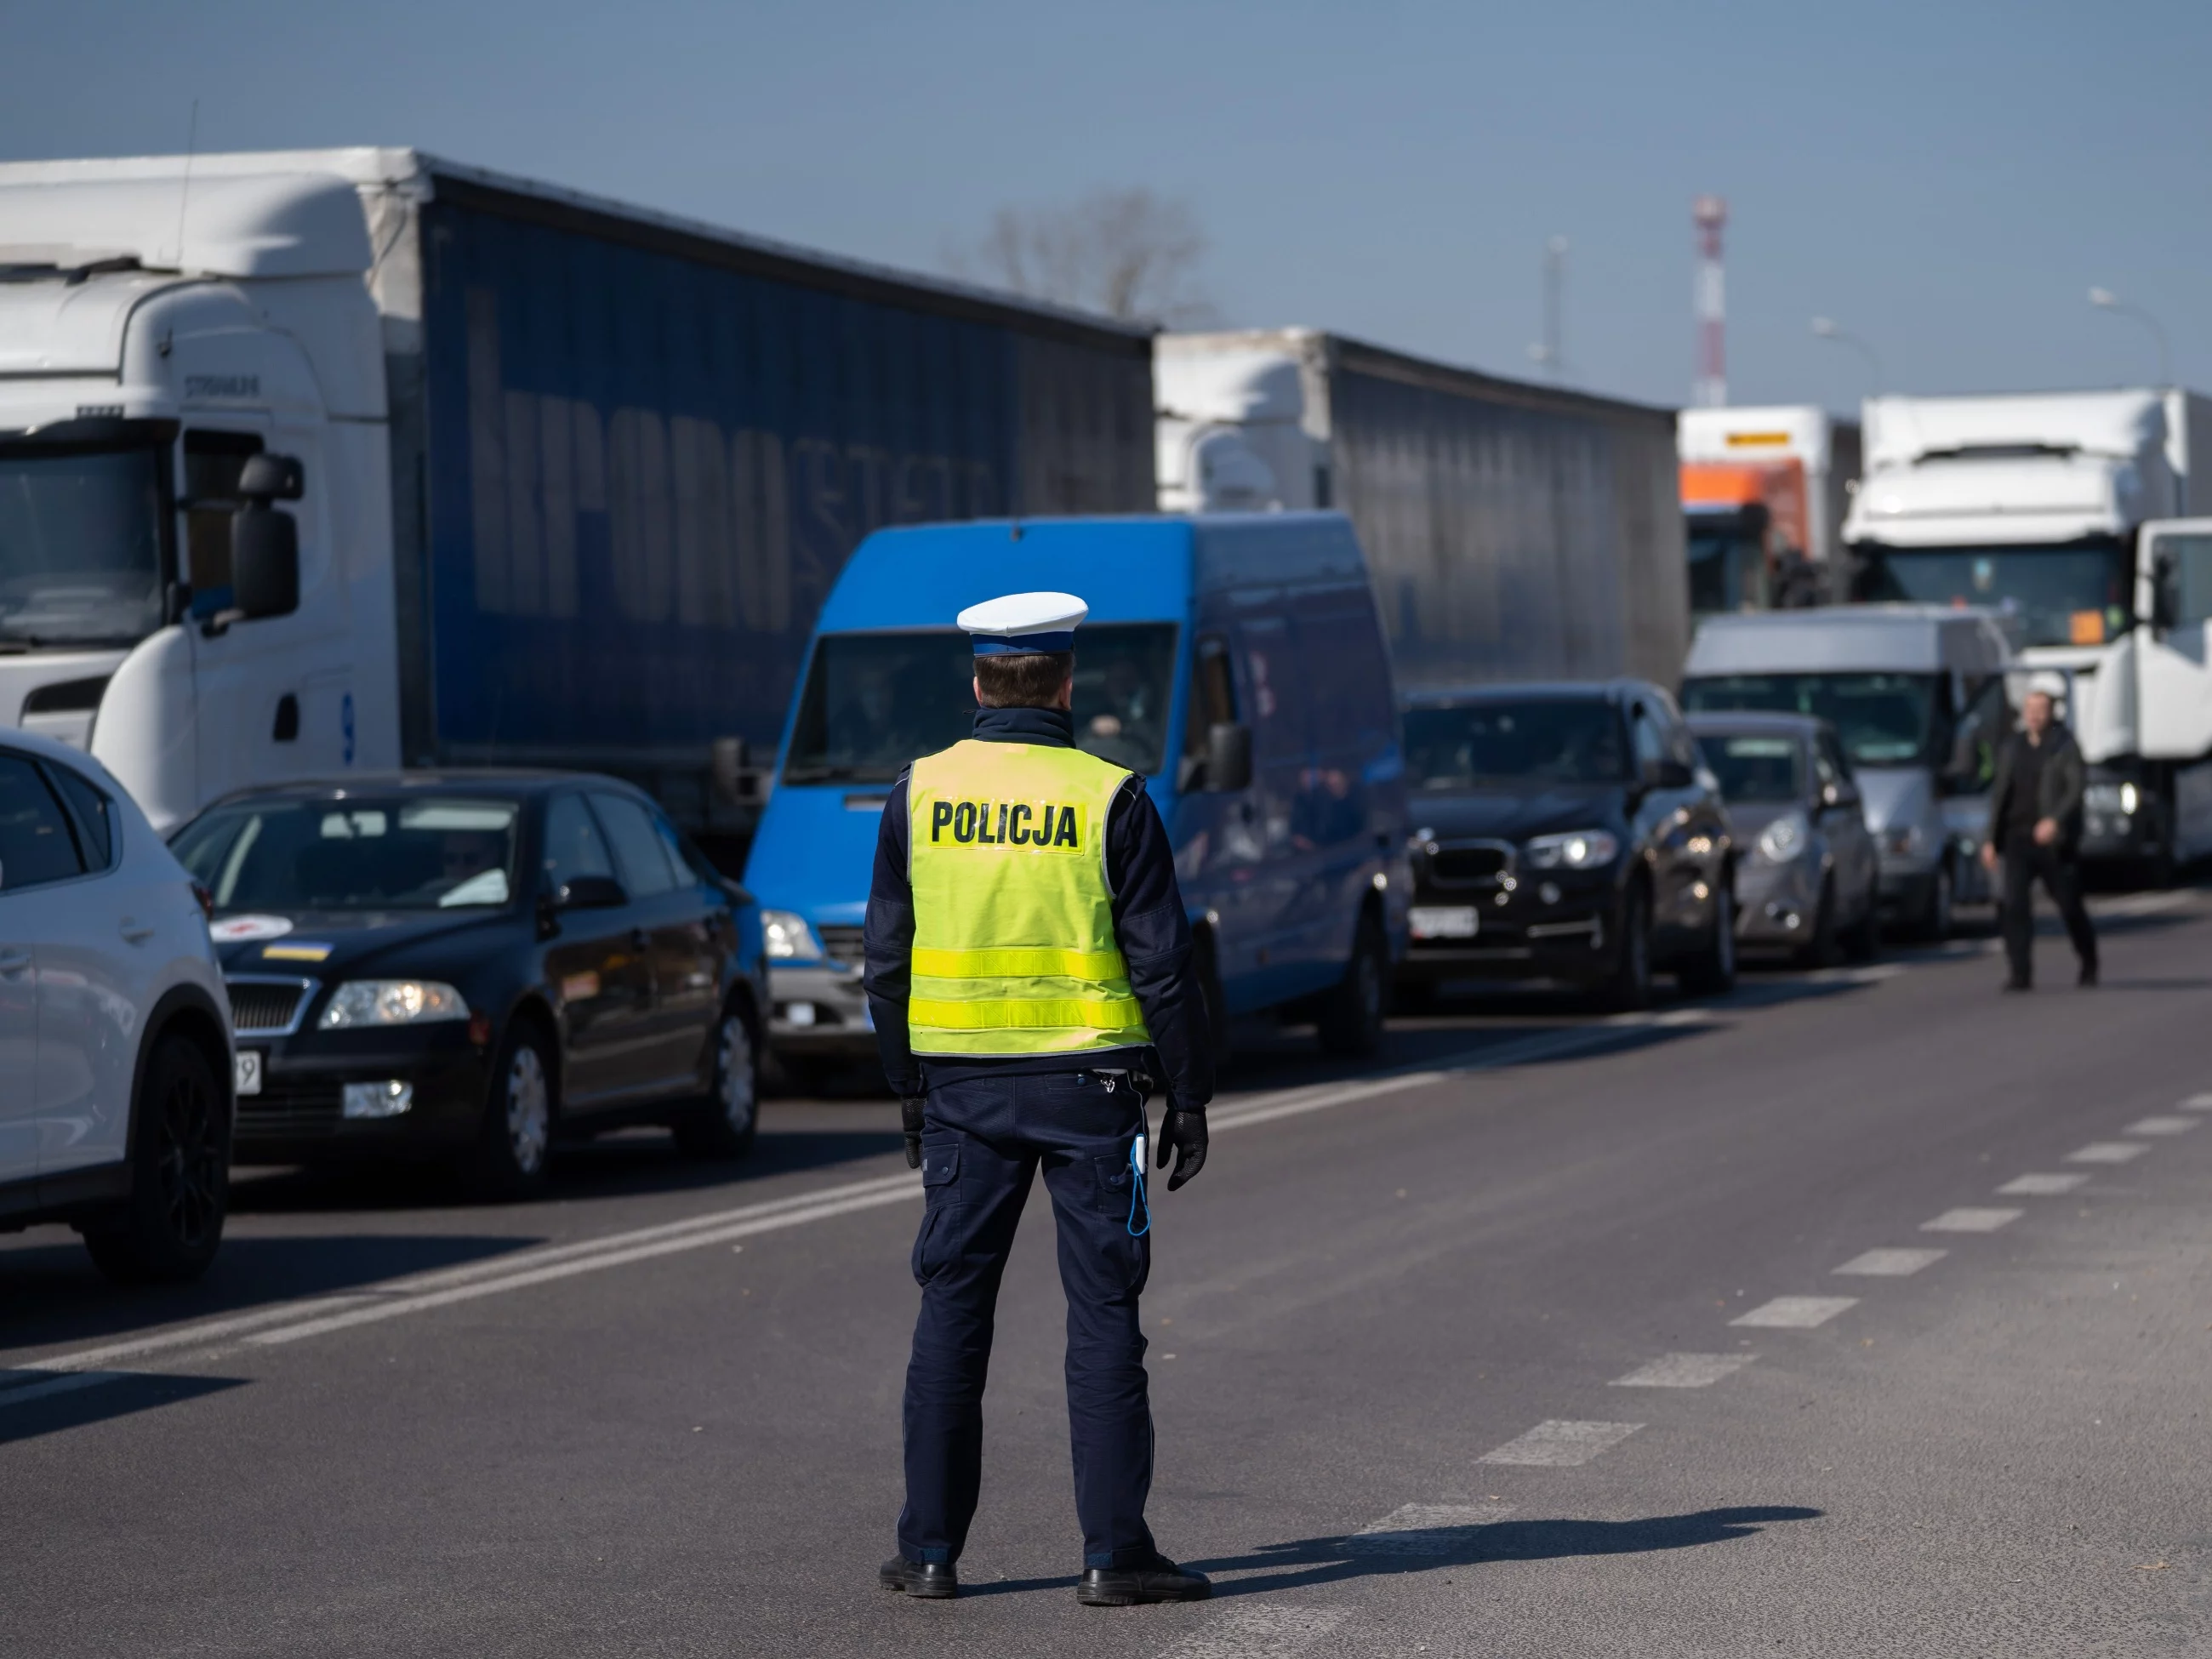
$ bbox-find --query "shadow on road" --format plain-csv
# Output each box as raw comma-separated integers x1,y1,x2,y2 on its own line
0,1371,245,1446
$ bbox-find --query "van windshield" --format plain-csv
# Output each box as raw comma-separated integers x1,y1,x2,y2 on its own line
783,624,1181,784
1683,673,1937,768
1403,699,1628,788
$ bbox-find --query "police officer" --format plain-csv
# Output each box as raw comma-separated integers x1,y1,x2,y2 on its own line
864,591,1214,1606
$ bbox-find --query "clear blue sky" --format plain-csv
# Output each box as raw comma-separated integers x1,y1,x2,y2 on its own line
8,0,2207,413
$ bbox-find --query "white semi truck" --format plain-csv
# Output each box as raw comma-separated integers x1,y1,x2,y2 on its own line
0,149,1154,847
1844,388,2212,880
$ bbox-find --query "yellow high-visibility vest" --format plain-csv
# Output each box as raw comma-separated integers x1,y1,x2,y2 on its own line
907,738,1151,1056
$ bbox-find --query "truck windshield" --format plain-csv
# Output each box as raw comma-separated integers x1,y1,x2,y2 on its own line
171,797,521,912
1403,699,1628,789
783,624,1180,783
0,444,168,648
1683,674,1936,768
1853,541,2129,647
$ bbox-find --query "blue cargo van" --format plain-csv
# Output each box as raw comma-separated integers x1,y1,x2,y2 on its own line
742,512,1411,1085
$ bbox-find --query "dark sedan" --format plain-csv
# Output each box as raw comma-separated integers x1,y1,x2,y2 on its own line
1395,682,1736,1009
169,773,768,1197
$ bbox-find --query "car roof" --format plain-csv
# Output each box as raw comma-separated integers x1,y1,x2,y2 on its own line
1402,679,1647,708
195,768,647,812
1685,710,1831,740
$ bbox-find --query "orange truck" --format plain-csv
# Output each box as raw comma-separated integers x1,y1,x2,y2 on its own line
1679,406,1860,614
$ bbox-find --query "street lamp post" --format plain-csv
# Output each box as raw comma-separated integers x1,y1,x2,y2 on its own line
1810,316,1884,396
2088,288,2172,385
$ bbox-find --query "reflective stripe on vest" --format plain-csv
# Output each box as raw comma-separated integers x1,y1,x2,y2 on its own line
906,738,1151,1056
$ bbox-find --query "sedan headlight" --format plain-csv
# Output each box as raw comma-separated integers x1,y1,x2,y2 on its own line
761,909,823,961
319,980,470,1029
1522,829,1619,869
1757,811,1810,864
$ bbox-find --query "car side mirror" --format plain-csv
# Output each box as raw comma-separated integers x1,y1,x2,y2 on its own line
1646,757,1694,790
2152,549,2180,631
231,453,305,620
1206,721,1253,793
1822,780,1860,810
556,875,628,909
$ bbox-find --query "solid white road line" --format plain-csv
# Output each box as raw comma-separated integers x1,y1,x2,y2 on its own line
2178,1093,2212,1111
1834,1248,1947,1276
1921,1208,2022,1234
1479,1419,1643,1467
1998,1173,2089,1196
1610,1353,1756,1388
0,1369,141,1411
1343,1502,1514,1554
1731,1296,1858,1329
1152,1605,1351,1659
2124,1116,2199,1136
2068,1142,2150,1164
2091,890,2198,918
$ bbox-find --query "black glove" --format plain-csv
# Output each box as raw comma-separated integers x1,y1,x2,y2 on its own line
1154,1107,1208,1192
902,1097,926,1170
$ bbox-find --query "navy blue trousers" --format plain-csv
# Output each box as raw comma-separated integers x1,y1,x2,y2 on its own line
898,1068,1157,1570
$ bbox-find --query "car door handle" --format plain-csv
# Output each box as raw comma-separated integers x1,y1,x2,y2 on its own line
120,918,157,944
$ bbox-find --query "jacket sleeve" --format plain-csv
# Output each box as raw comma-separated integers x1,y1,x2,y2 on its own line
862,771,922,1098
1107,778,1215,1111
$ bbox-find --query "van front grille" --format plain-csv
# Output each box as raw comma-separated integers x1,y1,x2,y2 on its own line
817,925,866,965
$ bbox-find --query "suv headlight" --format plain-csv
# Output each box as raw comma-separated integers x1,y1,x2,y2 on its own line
320,980,470,1029
2084,782,2139,814
1757,811,1810,864
761,909,823,961
1522,829,1619,869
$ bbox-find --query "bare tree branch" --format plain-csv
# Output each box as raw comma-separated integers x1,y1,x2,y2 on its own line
947,188,1214,326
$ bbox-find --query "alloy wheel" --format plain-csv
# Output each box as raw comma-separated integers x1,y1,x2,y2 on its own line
717,1015,758,1134
157,1067,223,1250
505,1045,550,1175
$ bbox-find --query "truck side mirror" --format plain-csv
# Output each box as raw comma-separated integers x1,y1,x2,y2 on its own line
231,453,305,620
1206,721,1253,793
237,453,305,501
710,735,767,805
2152,548,2180,631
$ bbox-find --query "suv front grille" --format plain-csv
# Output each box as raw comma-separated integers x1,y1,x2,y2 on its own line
1423,841,1513,887
816,924,865,965
227,978,315,1035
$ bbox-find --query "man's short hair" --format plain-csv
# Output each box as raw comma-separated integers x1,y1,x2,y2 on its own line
974,651,1074,709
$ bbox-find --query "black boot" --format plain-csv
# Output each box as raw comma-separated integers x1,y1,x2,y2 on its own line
880,1556,958,1599
1078,1554,1211,1606
2078,959,2098,988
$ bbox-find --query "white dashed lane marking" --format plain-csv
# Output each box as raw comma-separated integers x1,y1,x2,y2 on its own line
1921,1208,2023,1234
1611,1353,1756,1388
1479,1420,1644,1466
1731,1296,1858,1329
1998,1173,2089,1195
2179,1093,2212,1110
1834,1248,1947,1276
1343,1502,1515,1554
2124,1116,2198,1136
1151,1604,1350,1658
2068,1142,2150,1164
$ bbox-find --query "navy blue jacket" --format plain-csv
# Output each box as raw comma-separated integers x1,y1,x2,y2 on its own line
862,705,1214,1110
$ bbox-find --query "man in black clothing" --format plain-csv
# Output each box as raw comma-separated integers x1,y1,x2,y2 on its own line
1981,688,2096,989
864,591,1215,1607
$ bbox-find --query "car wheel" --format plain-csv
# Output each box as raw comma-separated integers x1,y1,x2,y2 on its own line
674,1006,761,1160
1919,860,1954,942
1599,885,1653,1013
471,1020,555,1200
1678,874,1737,996
1841,873,1882,962
83,1032,230,1286
1794,876,1840,969
1317,912,1388,1058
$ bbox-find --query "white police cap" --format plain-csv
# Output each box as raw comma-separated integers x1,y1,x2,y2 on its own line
956,590,1088,656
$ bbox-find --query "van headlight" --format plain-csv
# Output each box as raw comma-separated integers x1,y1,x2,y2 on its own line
2085,782,2139,814
761,909,823,961
1522,829,1618,869
1758,811,1810,864
320,981,470,1028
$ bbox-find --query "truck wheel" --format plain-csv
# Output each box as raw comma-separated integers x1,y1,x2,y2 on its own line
674,1006,760,1160
1679,875,1737,996
1598,887,1653,1012
470,1020,556,1200
1317,914,1388,1058
83,1032,230,1286
1794,877,1839,969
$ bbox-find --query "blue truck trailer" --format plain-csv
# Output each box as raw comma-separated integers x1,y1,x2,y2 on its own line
742,511,1411,1085
0,149,1155,851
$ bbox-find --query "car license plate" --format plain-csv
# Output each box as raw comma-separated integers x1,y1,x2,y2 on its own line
235,1050,264,1096
1409,905,1479,940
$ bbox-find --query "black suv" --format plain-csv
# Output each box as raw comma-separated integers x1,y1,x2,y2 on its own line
1395,682,1736,1008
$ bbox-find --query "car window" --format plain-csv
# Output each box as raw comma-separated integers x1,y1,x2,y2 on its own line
49,763,115,869
542,794,615,892
0,752,88,889
1631,705,1668,771
590,792,679,898
1810,738,1840,791
1817,732,1852,787
648,808,710,891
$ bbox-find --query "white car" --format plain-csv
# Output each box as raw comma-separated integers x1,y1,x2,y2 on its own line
0,730,233,1283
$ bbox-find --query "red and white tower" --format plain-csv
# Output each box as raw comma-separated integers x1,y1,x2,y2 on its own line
1692,195,1728,408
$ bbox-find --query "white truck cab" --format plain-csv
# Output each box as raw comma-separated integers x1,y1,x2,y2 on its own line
0,164,402,829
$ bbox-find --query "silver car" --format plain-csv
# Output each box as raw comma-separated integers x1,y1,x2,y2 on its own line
1690,712,1880,966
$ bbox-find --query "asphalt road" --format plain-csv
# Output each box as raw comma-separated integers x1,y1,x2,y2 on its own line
6,892,2212,1657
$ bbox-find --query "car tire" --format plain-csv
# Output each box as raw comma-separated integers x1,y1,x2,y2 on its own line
1794,876,1840,969
1841,874,1882,962
470,1018,556,1201
1678,872,1737,997
1317,912,1388,1058
83,1031,230,1286
674,1005,761,1160
1917,859,1954,942
1599,884,1653,1013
